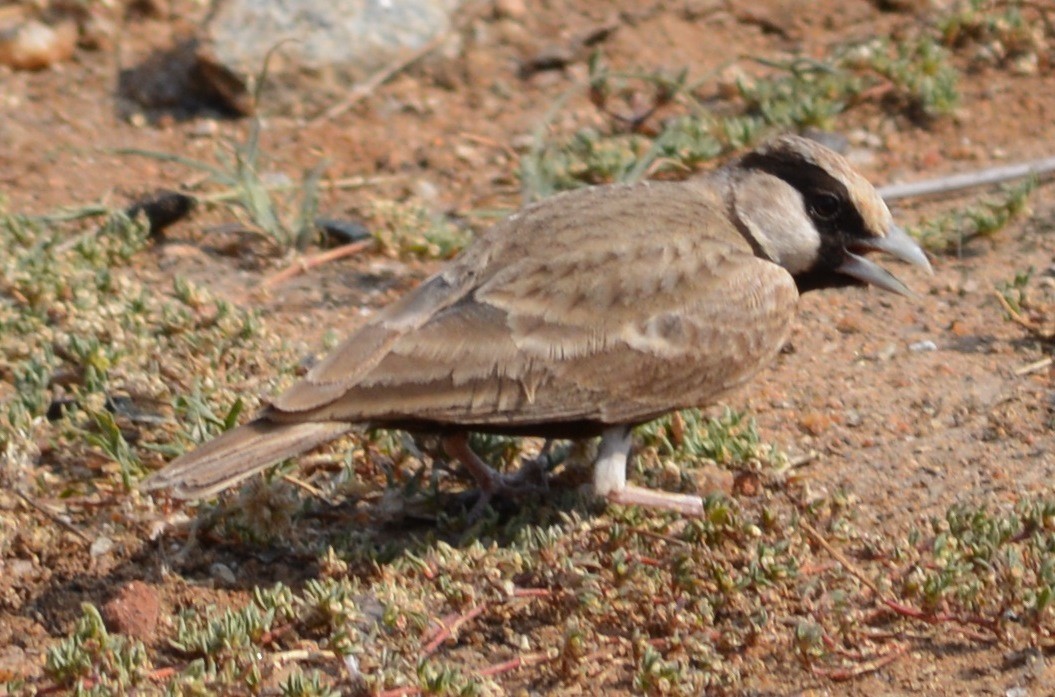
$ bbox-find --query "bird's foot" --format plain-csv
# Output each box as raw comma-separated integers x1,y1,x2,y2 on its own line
442,433,550,521
605,484,704,517
467,463,549,521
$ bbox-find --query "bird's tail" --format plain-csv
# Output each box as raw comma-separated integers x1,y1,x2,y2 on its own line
139,419,353,500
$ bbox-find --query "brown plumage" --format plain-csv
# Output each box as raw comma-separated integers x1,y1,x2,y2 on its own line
141,135,931,514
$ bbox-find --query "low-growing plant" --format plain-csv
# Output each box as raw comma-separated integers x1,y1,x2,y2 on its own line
938,0,1052,72
909,177,1036,253
0,201,301,495
44,604,152,693
521,31,962,198
117,118,327,251
366,199,472,260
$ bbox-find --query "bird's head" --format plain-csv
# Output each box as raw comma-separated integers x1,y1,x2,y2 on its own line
732,134,932,295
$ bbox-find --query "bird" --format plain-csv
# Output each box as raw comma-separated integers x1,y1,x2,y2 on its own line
140,134,931,517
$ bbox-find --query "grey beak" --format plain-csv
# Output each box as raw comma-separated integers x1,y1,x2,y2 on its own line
837,225,933,297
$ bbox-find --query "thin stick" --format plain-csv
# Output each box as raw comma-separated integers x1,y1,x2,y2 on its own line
789,451,818,468
195,175,394,205
148,667,179,682
38,663,178,695
280,473,328,499
993,291,1041,332
800,519,882,597
15,490,91,544
814,644,909,682
259,239,374,290
800,519,999,637
629,526,691,548
422,603,487,656
270,648,336,664
512,586,552,599
1015,357,1053,376
311,34,449,125
476,650,552,678
458,132,520,165
374,650,552,697
879,156,1055,202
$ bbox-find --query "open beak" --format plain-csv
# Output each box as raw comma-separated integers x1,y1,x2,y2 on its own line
837,225,933,297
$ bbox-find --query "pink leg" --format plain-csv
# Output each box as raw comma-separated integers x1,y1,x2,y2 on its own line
593,426,704,517
441,433,547,518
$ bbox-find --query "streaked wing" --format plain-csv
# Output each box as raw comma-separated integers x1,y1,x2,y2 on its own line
272,271,483,411
271,181,799,428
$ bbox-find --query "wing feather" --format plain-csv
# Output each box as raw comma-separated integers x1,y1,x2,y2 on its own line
271,180,799,429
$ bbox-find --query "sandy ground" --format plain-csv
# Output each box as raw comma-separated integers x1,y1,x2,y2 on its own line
2,0,1055,694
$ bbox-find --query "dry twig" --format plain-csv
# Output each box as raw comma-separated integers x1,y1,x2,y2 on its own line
422,603,487,656
813,644,909,682
799,519,1000,639
311,34,449,124
259,239,374,291
879,155,1055,202
994,291,1055,345
15,490,92,544
1015,357,1053,376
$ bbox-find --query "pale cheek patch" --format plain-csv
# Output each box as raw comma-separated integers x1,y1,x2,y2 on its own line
765,207,820,275
735,174,822,275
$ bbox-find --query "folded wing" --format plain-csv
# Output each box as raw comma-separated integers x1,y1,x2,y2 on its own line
272,181,800,430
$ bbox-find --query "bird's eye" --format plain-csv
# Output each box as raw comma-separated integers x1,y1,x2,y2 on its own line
810,192,841,220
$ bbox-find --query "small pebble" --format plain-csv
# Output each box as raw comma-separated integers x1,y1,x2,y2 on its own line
189,119,220,138
732,471,762,497
210,562,237,585
0,20,77,70
90,535,114,558
493,0,527,20
6,559,36,579
0,645,28,682
79,12,118,52
414,179,440,203
909,340,937,352
344,652,361,678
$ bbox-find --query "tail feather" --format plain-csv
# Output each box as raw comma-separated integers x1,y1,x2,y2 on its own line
140,419,353,500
